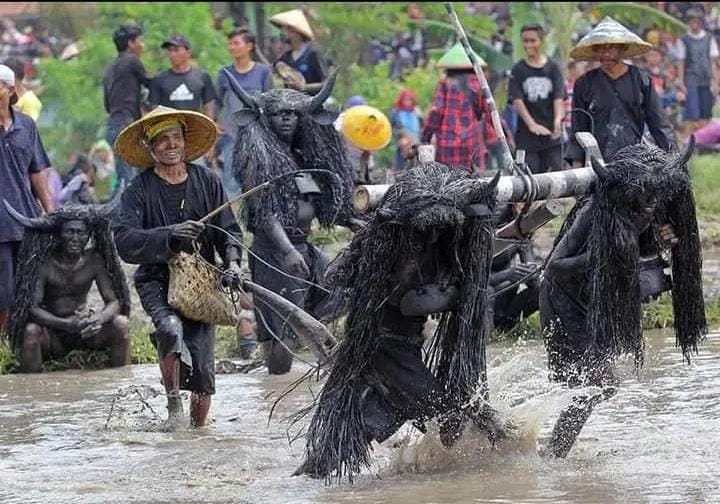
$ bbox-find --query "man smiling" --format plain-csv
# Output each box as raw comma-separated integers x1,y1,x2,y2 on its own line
112,106,242,429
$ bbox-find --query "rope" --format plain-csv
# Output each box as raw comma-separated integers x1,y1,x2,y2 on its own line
195,222,332,371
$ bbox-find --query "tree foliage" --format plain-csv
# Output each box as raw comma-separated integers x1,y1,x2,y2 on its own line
39,2,230,165
597,2,688,36
38,2,497,164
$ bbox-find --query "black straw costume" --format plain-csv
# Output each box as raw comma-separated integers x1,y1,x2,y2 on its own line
226,71,355,373
5,199,130,353
542,140,705,382
540,140,706,458
296,163,501,481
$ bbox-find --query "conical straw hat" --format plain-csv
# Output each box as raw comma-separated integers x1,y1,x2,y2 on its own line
570,16,652,60
270,9,315,41
437,43,487,70
114,106,217,169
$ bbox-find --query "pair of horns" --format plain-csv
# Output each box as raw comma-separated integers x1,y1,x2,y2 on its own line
3,183,124,229
223,67,338,112
590,136,695,179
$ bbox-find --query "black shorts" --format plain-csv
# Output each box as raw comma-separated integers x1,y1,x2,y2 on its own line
152,318,216,395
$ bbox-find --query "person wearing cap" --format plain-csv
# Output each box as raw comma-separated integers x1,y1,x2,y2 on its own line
675,8,720,133
508,23,566,174
270,9,328,95
420,43,494,171
149,35,216,120
103,25,151,189
112,106,243,429
568,17,676,163
0,63,54,336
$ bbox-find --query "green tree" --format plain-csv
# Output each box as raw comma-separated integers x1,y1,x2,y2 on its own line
39,2,230,165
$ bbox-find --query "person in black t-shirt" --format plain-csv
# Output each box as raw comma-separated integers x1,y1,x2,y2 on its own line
508,24,565,173
149,35,216,118
103,25,151,187
269,9,328,95
149,35,217,168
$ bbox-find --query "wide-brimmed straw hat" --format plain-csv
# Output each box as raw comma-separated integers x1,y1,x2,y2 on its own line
270,9,315,41
114,106,217,169
570,16,653,60
437,43,487,70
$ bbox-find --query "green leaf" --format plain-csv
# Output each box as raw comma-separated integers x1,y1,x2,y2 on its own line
597,2,688,36
409,18,513,70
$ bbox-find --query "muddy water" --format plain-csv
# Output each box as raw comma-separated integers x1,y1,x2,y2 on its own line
1,328,718,504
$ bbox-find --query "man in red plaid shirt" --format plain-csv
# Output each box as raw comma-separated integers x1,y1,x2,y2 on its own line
421,43,490,170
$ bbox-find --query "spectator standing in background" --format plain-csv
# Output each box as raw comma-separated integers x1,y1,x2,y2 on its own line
102,25,150,188
421,43,491,171
676,8,720,134
149,34,216,168
390,89,423,171
508,24,566,173
0,63,53,335
149,35,216,119
3,57,41,121
216,28,273,197
270,9,328,95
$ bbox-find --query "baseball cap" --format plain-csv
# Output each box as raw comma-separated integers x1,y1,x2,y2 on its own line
0,64,17,105
161,34,191,50
0,64,16,86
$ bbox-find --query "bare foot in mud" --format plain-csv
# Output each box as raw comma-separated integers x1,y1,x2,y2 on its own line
161,395,186,432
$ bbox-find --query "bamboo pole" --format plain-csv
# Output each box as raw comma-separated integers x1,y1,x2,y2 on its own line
445,2,514,174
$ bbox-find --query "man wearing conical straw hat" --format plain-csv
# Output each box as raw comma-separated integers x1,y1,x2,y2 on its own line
567,16,676,163
270,8,329,95
112,106,243,429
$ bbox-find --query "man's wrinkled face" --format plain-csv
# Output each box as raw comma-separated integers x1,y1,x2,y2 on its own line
593,44,624,69
166,45,190,67
150,126,186,165
59,220,90,255
269,109,299,143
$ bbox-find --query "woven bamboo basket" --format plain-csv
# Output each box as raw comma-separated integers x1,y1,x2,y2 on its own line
168,251,239,326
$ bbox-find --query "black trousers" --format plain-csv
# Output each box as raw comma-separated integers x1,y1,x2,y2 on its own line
524,144,563,174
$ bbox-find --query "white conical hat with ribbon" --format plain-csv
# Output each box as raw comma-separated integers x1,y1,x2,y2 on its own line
270,9,315,41
570,16,653,60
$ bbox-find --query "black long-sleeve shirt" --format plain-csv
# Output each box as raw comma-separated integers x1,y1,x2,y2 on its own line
571,66,676,161
113,164,242,314
103,52,151,127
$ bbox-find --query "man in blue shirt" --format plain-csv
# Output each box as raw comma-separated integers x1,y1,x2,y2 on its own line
0,64,53,335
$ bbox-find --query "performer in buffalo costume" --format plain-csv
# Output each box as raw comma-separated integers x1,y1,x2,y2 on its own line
541,139,706,457
294,162,507,481
224,70,356,375
4,197,130,373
